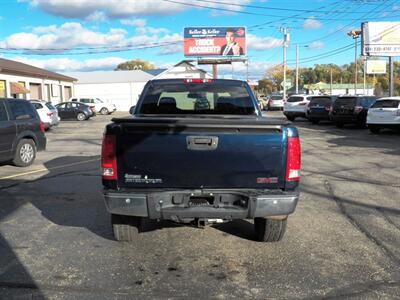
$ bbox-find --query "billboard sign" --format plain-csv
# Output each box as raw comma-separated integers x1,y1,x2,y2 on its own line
184,27,246,57
366,60,386,74
362,22,400,56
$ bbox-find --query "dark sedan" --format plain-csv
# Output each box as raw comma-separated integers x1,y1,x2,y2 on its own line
55,102,94,121
307,95,337,124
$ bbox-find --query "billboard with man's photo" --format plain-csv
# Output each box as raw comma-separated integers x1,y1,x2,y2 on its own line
184,27,246,57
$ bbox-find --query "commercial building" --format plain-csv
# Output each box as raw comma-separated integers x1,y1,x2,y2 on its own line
0,58,75,102
66,61,213,111
304,82,374,96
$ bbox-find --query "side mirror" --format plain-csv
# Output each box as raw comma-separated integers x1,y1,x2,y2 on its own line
129,106,136,115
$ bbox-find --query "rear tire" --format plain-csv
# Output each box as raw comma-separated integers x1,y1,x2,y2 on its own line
369,125,380,134
111,214,141,242
100,107,109,115
254,217,287,242
77,112,86,121
13,139,36,167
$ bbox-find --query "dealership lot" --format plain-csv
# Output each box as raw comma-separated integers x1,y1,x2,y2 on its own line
0,111,399,299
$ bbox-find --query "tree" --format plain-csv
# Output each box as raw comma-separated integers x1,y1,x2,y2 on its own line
115,59,155,71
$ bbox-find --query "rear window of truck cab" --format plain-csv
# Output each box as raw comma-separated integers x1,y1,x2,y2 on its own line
138,80,256,115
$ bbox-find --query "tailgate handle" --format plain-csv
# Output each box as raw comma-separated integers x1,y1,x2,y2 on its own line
187,136,218,150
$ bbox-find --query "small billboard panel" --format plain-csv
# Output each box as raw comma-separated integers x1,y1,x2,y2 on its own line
366,60,386,74
184,27,246,57
362,22,400,56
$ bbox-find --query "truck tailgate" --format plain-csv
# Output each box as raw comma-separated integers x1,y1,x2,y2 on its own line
115,118,286,189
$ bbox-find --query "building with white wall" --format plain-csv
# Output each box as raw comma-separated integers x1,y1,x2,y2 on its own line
65,70,154,111
0,58,75,103
304,82,374,96
65,61,213,111
155,61,213,79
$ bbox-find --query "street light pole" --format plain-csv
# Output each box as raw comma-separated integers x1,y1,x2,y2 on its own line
296,44,299,94
347,29,361,95
280,27,289,99
354,37,358,94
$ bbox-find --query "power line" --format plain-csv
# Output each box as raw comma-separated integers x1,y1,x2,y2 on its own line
162,0,399,21
192,0,398,14
295,0,396,45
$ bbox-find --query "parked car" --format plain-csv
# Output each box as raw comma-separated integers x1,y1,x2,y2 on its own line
55,102,93,121
367,97,400,133
283,95,312,121
267,94,285,110
306,95,337,124
70,97,116,115
102,79,301,243
330,95,377,128
30,100,60,130
0,98,46,167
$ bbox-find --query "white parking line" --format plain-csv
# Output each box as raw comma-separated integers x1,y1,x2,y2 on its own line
0,158,100,180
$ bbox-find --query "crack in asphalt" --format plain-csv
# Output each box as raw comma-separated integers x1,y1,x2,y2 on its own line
303,280,400,300
324,180,400,267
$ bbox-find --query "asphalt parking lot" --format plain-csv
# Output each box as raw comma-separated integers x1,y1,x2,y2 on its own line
0,111,399,299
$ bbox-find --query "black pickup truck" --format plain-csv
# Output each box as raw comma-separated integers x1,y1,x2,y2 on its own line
0,98,46,167
102,79,301,242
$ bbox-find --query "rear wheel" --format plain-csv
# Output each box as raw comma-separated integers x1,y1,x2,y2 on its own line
77,112,86,121
111,214,142,242
13,139,36,167
100,107,109,115
254,217,287,242
369,125,381,134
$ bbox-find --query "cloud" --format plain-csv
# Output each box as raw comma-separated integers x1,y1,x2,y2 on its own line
303,17,322,30
19,0,251,19
247,34,282,50
86,11,107,22
12,56,127,72
0,22,127,53
393,4,400,11
121,18,147,27
308,41,324,50
0,22,182,55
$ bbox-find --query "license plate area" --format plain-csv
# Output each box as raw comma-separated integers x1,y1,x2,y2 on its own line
169,193,248,209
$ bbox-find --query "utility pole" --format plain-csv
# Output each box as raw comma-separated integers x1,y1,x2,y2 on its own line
280,27,289,99
212,64,218,79
296,44,299,94
330,66,333,95
389,57,394,97
363,57,366,95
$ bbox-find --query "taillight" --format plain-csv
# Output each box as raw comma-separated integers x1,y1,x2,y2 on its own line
354,105,363,114
39,121,45,133
325,106,331,111
101,134,117,180
286,137,301,181
46,112,53,116
184,79,213,84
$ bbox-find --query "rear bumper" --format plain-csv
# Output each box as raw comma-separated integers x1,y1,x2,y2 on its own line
104,189,299,220
330,114,363,124
284,111,306,118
